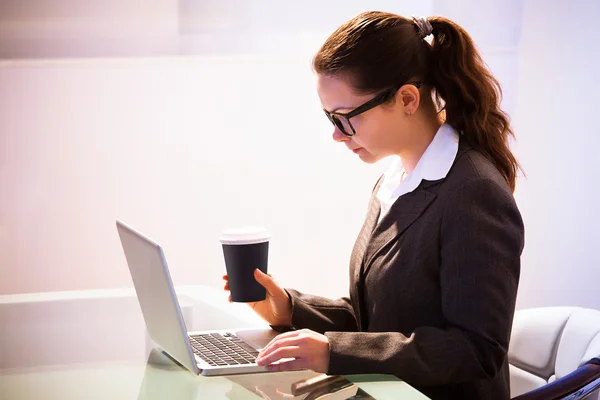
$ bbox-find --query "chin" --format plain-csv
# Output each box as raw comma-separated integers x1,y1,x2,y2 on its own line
358,151,381,164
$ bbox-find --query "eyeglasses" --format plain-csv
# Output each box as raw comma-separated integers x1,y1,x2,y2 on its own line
323,81,422,137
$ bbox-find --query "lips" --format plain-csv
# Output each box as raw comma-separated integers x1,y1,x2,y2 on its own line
352,148,362,154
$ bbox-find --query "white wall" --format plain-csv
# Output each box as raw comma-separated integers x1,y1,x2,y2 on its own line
0,55,375,297
512,0,600,310
0,0,432,58
1,0,599,311
0,1,432,298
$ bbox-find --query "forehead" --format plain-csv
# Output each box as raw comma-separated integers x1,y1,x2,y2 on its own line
316,74,354,96
316,74,368,111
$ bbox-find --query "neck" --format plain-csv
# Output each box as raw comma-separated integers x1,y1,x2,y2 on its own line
398,113,443,174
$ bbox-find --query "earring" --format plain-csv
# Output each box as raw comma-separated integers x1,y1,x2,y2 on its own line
406,110,412,116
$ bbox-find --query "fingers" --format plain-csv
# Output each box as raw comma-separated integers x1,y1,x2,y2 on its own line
265,358,306,372
253,269,280,296
256,329,329,373
228,294,232,303
257,331,305,364
258,330,299,357
256,345,301,367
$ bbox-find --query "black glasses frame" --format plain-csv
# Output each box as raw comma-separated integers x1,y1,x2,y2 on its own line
323,81,422,137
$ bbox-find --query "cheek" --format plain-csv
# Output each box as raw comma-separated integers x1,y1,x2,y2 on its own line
353,114,389,147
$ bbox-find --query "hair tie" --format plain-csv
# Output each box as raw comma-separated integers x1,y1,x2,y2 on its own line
412,16,433,39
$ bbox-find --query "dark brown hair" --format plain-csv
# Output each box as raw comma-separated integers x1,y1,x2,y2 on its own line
313,11,521,192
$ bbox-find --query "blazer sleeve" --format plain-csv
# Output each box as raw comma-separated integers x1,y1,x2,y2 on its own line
325,177,524,386
284,289,359,333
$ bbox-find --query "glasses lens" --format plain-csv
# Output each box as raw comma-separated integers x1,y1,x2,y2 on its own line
331,115,353,136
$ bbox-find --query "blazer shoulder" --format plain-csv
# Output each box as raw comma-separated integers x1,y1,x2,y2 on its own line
446,141,511,194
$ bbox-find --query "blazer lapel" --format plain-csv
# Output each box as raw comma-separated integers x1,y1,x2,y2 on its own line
350,187,381,285
357,136,470,279
348,179,383,331
361,182,438,278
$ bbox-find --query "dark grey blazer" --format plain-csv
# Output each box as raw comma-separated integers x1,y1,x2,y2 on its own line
285,139,525,400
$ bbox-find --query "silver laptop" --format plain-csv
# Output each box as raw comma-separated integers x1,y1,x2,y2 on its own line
116,220,281,376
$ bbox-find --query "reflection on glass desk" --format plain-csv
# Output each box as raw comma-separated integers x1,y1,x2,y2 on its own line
1,348,430,400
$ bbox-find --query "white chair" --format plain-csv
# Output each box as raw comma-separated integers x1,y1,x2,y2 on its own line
508,307,600,399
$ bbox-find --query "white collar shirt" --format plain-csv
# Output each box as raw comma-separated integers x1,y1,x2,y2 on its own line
376,123,460,223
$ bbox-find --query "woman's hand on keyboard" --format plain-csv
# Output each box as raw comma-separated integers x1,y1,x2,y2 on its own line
255,329,330,373
222,269,293,327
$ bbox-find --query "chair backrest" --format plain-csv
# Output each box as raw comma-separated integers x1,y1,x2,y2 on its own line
508,307,600,399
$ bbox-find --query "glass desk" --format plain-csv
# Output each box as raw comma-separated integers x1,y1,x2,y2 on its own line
0,287,430,399
1,349,429,399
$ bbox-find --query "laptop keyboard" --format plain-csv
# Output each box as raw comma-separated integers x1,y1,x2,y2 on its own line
189,332,260,367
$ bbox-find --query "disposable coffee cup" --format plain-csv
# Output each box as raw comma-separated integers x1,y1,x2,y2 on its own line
220,227,270,303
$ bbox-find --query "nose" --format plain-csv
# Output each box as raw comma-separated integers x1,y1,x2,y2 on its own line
332,128,349,142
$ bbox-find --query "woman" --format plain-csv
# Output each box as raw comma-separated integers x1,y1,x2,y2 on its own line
223,11,524,400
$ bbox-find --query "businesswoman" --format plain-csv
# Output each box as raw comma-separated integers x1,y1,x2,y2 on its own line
223,11,524,400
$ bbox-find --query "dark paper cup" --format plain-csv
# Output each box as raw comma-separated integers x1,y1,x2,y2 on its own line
220,227,270,303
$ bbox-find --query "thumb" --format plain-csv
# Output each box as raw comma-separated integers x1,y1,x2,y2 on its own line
254,269,279,294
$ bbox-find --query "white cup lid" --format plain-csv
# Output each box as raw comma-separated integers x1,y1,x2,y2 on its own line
219,226,270,245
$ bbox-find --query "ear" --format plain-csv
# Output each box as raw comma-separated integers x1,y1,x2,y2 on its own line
396,84,420,115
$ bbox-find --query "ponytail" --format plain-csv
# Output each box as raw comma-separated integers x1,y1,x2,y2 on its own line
428,17,522,192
